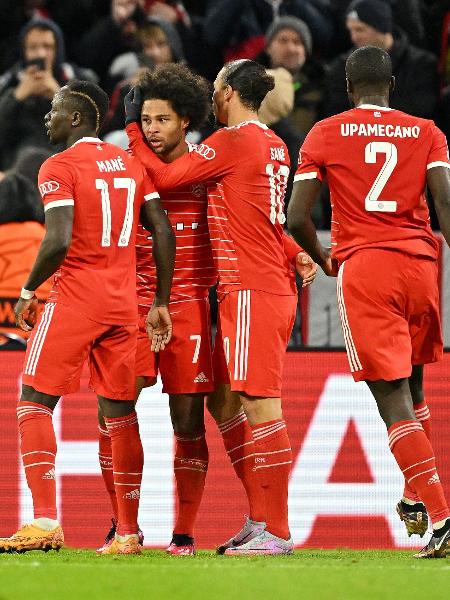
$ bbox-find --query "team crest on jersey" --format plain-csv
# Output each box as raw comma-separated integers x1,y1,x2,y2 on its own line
39,180,60,196
194,143,216,160
191,183,206,197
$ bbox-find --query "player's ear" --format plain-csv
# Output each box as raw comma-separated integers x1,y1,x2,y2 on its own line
346,77,352,95
389,76,395,93
181,116,189,132
71,110,82,128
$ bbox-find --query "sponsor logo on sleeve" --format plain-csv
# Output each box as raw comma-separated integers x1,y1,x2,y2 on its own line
39,181,60,196
194,144,216,160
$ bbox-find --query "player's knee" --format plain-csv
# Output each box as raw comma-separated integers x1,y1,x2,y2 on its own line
20,384,59,410
98,396,135,419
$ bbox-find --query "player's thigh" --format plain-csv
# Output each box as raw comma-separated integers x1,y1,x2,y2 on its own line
159,298,213,394
338,250,412,382
89,323,137,401
219,289,297,398
135,314,158,388
22,302,101,396
407,259,443,366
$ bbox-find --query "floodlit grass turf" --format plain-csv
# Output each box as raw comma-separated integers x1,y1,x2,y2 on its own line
1,549,449,600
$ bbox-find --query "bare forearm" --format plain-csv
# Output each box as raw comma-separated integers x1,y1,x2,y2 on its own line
288,214,328,267
24,236,68,291
152,226,175,306
434,195,450,247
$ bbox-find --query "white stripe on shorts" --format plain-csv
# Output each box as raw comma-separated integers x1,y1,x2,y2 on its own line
234,290,251,381
24,302,56,376
336,263,362,372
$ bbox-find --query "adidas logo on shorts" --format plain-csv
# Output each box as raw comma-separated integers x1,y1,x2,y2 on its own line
194,372,209,383
42,468,55,480
428,473,440,486
123,489,140,500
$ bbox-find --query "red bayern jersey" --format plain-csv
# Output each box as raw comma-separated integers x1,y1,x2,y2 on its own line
127,121,296,297
294,105,449,262
136,161,217,311
38,137,159,325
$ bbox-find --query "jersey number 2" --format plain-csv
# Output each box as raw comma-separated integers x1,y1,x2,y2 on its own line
96,177,136,247
364,142,397,213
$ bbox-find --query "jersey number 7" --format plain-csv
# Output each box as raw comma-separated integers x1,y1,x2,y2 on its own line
364,142,397,213
95,177,137,247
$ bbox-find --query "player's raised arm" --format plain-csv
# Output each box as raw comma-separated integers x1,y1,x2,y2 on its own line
142,195,175,351
15,205,73,331
124,79,233,191
427,167,450,248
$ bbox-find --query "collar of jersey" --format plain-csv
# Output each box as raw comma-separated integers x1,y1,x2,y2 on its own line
71,137,103,147
356,104,392,111
225,120,268,130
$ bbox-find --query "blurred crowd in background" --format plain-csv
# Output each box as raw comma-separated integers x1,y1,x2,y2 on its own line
1,0,450,331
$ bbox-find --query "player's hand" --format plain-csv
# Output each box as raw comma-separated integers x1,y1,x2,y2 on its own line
145,305,172,352
321,248,339,277
295,252,318,287
124,85,142,126
14,296,38,332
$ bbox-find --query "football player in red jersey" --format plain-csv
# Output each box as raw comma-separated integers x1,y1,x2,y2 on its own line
288,45,450,558
124,60,317,555
0,80,175,555
97,64,216,556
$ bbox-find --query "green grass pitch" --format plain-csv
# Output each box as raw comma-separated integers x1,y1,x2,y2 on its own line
1,549,449,600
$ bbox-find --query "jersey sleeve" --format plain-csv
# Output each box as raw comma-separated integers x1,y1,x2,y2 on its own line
126,122,234,191
293,124,326,183
282,231,303,264
38,155,75,212
135,161,160,205
426,123,450,170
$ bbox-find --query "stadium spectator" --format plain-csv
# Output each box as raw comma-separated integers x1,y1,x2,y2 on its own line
329,0,425,52
75,0,147,86
0,79,175,555
0,17,96,169
125,59,317,555
102,16,187,145
203,0,334,66
322,0,439,118
260,16,324,135
288,45,450,558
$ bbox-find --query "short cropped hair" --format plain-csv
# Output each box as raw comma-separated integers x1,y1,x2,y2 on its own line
65,80,109,132
220,60,275,112
138,64,211,131
345,46,392,90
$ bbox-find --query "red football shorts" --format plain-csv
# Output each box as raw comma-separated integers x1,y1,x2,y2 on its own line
213,289,297,397
136,298,214,394
22,301,137,399
337,249,443,382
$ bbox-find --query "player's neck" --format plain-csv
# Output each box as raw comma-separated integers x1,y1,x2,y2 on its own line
161,140,189,163
227,106,259,128
65,129,97,148
355,96,390,109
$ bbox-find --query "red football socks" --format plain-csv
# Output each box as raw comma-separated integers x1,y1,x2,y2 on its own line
402,402,432,503
218,412,266,522
17,401,57,520
251,419,293,539
104,412,143,537
389,420,450,524
173,431,208,537
98,425,118,520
